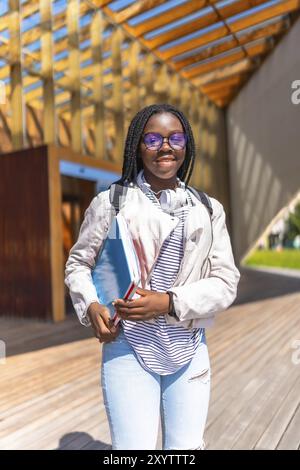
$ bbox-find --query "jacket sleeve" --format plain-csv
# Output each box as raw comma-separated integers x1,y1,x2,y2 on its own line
167,199,240,324
64,193,110,327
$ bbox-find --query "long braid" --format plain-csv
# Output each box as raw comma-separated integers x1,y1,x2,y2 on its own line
112,103,196,187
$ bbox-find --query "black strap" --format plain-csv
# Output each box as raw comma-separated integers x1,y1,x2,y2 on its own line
109,183,128,215
187,185,213,217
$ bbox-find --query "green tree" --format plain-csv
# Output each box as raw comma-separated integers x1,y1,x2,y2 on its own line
284,203,300,243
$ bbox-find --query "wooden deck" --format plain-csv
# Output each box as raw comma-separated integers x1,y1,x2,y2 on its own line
1,267,300,450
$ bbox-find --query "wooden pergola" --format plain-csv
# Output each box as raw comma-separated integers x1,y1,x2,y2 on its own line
0,0,299,157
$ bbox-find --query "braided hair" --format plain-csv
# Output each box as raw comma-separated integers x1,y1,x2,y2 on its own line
113,103,196,186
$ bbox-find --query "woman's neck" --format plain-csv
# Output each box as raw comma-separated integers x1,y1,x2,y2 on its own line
143,170,178,194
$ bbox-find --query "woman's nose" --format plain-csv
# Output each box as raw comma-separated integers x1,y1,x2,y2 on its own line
160,137,172,150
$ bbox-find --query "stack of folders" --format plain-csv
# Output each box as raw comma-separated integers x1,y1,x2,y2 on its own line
92,213,141,326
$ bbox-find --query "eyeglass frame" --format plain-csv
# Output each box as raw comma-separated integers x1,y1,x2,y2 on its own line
141,132,187,151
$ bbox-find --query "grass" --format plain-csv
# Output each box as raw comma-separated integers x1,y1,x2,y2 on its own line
243,249,300,270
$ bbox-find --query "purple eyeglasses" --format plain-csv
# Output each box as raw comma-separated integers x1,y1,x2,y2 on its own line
142,132,187,151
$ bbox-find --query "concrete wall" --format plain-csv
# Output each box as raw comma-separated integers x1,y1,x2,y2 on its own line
226,18,300,262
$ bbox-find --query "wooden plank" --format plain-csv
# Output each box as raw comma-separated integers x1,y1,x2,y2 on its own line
2,268,300,450
183,41,270,79
173,19,288,71
47,146,64,322
255,375,300,449
111,27,124,163
201,74,246,93
40,0,56,144
180,81,192,118
235,374,300,449
117,0,214,36
0,0,39,32
205,296,299,418
147,0,267,50
143,53,155,106
67,0,82,154
194,58,256,86
153,62,169,103
169,72,184,110
209,295,298,379
91,10,105,160
114,0,166,25
9,0,25,149
0,371,99,436
276,403,300,449
159,0,300,60
128,40,141,121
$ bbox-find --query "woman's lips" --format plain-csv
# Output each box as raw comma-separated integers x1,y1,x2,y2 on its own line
156,159,176,165
156,156,176,163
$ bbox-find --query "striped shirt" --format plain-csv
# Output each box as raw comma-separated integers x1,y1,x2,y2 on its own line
122,170,204,375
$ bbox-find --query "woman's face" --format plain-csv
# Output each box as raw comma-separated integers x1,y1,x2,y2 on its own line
139,112,186,185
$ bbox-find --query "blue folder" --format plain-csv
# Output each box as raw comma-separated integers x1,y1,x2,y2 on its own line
92,213,141,323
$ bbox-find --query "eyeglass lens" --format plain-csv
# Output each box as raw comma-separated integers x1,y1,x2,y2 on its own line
143,132,186,150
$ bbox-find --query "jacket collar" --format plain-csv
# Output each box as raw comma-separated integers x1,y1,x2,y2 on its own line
120,184,208,243
135,169,188,213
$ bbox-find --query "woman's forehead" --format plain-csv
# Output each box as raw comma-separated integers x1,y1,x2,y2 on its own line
144,112,183,131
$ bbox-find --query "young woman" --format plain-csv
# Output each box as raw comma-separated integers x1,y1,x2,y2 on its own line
65,103,240,450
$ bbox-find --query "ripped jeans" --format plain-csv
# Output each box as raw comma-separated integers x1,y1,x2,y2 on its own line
101,328,211,450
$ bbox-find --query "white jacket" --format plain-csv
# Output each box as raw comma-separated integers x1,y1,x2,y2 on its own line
65,185,240,329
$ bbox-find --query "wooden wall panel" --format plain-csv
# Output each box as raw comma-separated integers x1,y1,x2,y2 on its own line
0,146,52,320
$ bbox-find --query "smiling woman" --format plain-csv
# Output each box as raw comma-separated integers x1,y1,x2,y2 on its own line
139,113,187,192
65,103,240,450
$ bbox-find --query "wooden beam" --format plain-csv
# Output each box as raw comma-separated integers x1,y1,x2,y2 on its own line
67,0,82,154
0,0,39,32
145,0,267,50
207,86,239,99
153,62,169,103
201,74,247,93
128,40,141,120
180,81,192,119
169,72,181,108
159,0,300,60
143,53,155,106
111,27,124,163
47,146,65,322
189,89,202,156
113,0,166,25
173,18,288,71
91,10,105,160
117,0,216,37
230,0,300,34
9,0,25,150
40,0,56,144
184,41,271,80
194,57,256,86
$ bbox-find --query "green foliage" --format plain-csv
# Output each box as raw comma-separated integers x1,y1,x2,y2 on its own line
284,203,300,242
244,249,300,270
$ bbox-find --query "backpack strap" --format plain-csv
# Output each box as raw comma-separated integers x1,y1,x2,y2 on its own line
187,186,213,218
109,183,128,215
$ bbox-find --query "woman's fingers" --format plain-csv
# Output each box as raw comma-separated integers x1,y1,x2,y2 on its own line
93,310,119,343
115,305,145,316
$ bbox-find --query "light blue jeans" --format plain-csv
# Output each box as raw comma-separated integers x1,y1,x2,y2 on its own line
101,328,211,450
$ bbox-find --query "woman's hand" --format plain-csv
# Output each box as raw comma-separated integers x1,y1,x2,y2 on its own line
87,302,120,343
113,288,170,321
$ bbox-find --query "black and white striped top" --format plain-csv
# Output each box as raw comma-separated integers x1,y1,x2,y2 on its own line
122,170,204,375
